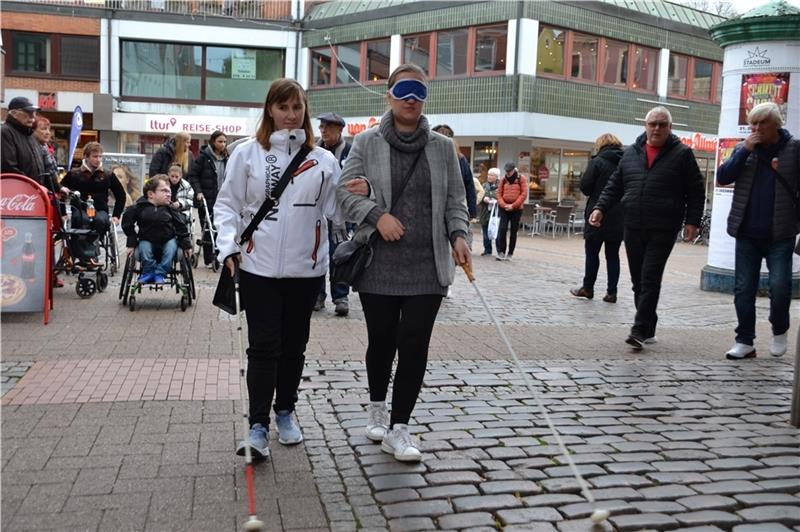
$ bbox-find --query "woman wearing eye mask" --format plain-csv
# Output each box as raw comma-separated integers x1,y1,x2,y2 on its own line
337,64,471,462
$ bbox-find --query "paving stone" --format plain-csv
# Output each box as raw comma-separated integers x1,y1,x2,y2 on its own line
751,467,800,480
418,483,479,499
424,459,481,472
705,470,758,481
731,524,793,532
705,458,763,470
675,510,744,527
733,493,800,506
478,480,541,495
497,507,564,524
676,495,738,511
374,489,419,504
383,499,452,519
506,524,558,532
545,464,606,478
756,479,800,492
452,494,522,512
425,471,483,485
523,494,586,507
558,499,635,519
388,517,436,531
590,474,653,488
691,480,762,495
369,474,427,491
647,472,711,484
555,517,613,532
606,462,656,474
652,461,711,472
736,506,800,525
630,500,687,513
609,512,679,531
590,487,643,500
638,484,698,500
437,512,496,529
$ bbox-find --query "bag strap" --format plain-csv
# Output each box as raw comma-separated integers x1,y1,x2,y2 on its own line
238,145,311,246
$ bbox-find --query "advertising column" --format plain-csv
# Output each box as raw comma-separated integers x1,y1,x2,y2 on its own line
704,5,800,295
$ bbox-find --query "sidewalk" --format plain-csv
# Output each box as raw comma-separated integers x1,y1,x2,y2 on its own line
2,234,798,531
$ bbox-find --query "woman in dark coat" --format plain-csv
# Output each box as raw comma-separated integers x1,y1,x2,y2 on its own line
187,130,228,266
149,131,193,177
570,133,624,302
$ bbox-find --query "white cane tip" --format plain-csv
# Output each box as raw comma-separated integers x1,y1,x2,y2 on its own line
243,517,264,531
590,508,610,523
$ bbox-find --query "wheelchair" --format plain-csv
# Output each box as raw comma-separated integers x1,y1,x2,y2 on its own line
194,196,220,271
52,192,120,299
118,244,196,312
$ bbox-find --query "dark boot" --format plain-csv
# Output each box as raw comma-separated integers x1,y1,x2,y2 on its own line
569,286,593,299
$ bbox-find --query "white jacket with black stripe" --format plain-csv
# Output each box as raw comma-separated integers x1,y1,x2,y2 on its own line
213,130,342,278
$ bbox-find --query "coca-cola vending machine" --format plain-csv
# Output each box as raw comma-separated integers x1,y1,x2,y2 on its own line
1,174,53,324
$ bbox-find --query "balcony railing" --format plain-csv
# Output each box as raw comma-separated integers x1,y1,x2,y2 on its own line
20,0,295,21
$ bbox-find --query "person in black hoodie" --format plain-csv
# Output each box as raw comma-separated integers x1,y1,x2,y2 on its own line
187,130,227,266
590,107,705,351
571,133,624,302
122,175,192,284
1,97,48,188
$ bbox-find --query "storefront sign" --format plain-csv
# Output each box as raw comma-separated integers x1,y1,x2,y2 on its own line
737,72,790,134
38,92,57,111
724,43,800,74
679,133,718,153
346,117,378,136
146,115,247,136
232,54,256,80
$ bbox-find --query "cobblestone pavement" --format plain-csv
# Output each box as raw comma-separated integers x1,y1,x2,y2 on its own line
2,233,798,531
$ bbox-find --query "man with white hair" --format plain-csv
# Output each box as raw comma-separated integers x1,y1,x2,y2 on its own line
717,102,799,360
590,106,705,351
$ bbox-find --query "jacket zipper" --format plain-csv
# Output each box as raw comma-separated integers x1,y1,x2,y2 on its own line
311,220,321,269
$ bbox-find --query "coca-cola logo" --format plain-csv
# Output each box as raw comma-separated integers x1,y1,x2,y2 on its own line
0,194,38,212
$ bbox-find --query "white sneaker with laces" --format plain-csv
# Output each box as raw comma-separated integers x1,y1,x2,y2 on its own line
725,342,756,360
365,402,389,442
770,333,787,357
381,424,422,462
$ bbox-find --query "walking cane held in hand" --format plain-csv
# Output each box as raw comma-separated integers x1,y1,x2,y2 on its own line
460,262,610,524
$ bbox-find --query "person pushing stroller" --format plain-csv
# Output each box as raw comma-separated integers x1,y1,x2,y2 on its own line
121,175,193,284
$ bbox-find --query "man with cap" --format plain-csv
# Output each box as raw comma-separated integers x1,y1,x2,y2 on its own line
314,111,352,316
2,96,50,189
495,162,528,261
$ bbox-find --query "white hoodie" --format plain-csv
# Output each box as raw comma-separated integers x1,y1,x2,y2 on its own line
214,129,342,278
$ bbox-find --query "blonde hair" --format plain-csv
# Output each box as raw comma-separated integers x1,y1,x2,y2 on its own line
748,102,783,127
172,132,191,173
594,133,623,152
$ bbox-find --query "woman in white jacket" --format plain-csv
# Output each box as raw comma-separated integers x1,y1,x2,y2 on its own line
214,78,341,460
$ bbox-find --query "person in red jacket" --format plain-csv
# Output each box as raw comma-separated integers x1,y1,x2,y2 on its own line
495,162,528,261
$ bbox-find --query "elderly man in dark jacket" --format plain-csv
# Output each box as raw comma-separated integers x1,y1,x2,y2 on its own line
717,102,799,360
1,97,47,186
590,106,705,350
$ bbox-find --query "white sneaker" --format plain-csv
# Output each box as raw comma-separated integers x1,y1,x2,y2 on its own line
725,342,756,360
644,336,657,345
365,402,389,442
381,424,422,462
770,333,788,357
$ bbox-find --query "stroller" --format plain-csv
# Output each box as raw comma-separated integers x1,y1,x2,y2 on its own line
194,196,220,271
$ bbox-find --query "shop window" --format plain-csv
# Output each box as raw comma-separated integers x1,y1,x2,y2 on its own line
61,36,99,78
12,33,50,73
570,33,597,82
537,26,565,76
631,45,658,92
336,42,361,85
122,41,202,100
310,48,333,86
473,141,498,176
602,39,628,88
205,47,284,103
475,24,507,73
436,28,468,77
403,34,432,75
668,53,688,97
366,39,390,81
5,31,100,80
714,63,722,103
693,58,713,101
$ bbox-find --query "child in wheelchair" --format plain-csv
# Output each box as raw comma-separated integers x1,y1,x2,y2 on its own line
121,175,192,284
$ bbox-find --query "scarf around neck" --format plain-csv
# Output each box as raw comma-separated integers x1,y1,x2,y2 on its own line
379,111,429,153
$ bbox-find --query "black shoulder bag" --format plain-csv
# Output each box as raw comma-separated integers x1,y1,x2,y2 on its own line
771,142,800,255
213,145,311,314
331,149,423,287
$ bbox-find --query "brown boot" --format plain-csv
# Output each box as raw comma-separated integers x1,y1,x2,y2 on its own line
603,293,617,303
569,287,594,299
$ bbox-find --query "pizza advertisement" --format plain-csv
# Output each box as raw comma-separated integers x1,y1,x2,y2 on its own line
0,217,47,312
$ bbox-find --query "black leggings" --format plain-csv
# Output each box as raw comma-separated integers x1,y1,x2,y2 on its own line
359,293,443,427
239,270,323,426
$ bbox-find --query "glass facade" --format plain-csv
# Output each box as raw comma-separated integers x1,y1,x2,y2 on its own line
632,45,658,92
336,42,361,84
436,29,468,77
668,53,688,96
122,41,202,99
366,40,390,81
537,26,565,76
570,33,597,82
693,59,713,101
61,36,99,78
311,48,333,86
13,33,50,73
602,40,627,88
403,34,432,75
205,47,283,103
475,24,507,73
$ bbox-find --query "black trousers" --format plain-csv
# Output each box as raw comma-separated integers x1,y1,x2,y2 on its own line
496,209,522,256
239,270,323,426
624,227,677,339
360,293,443,427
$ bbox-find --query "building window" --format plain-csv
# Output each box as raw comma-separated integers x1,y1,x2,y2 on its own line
5,31,100,80
475,24,506,73
436,28,469,77
336,42,361,85
205,47,284,103
693,58,713,101
537,26,565,76
311,48,333,86
714,63,722,103
61,36,100,78
122,41,202,100
631,45,658,92
13,33,50,73
570,33,597,82
366,39,390,81
602,39,628,88
403,34,432,75
668,53,688,97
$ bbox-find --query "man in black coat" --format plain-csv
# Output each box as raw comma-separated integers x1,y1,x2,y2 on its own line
590,106,705,350
1,97,47,186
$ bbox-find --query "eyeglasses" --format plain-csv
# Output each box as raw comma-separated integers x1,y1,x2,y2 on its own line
646,121,670,129
156,187,171,194
388,79,428,102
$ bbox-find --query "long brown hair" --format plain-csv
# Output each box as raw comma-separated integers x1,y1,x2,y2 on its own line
255,78,315,151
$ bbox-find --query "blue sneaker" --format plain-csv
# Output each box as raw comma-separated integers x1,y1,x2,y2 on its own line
154,275,166,284
236,423,269,460
138,273,154,284
275,410,303,445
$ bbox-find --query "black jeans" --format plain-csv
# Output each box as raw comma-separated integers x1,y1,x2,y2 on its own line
360,293,443,427
239,270,323,426
624,227,677,339
583,236,622,294
496,209,522,256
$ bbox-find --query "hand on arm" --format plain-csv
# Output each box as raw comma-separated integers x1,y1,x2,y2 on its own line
344,178,369,196
451,236,471,269
376,213,405,241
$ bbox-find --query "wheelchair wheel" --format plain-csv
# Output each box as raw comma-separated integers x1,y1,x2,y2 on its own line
119,255,134,302
96,272,108,292
180,295,188,312
76,277,96,299
179,256,196,302
190,254,198,268
128,295,136,311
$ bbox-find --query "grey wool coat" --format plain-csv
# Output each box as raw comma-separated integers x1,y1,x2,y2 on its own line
336,126,470,287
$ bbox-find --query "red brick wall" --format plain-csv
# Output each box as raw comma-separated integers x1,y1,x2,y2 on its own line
0,13,100,35
4,77,99,93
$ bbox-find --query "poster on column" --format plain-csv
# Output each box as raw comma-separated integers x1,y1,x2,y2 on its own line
708,138,744,270
737,73,790,135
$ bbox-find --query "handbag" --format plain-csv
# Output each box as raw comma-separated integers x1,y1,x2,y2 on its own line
212,145,311,314
331,149,424,287
487,202,500,240
772,143,800,255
